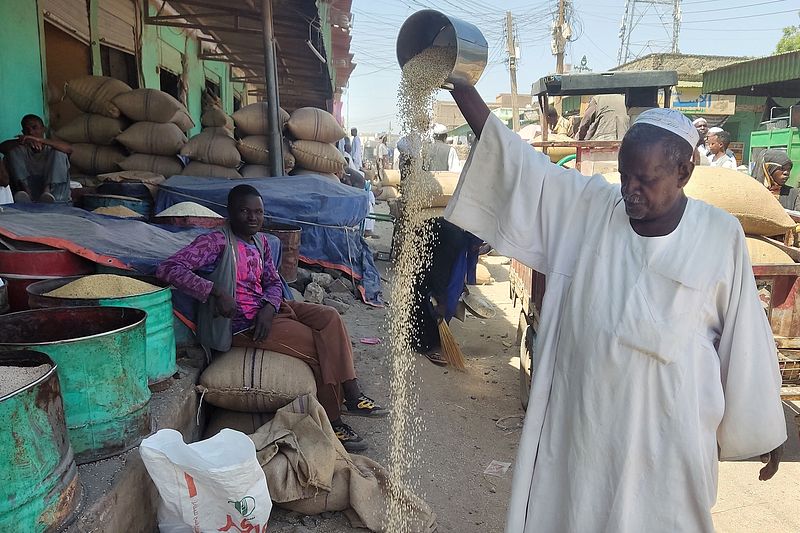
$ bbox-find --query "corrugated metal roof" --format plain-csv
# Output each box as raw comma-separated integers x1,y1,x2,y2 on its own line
702,51,800,97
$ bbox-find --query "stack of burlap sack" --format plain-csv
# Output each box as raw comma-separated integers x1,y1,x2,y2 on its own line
375,169,401,200
58,75,132,175
179,101,242,179
605,166,798,265
112,88,192,177
286,107,347,180
231,102,292,178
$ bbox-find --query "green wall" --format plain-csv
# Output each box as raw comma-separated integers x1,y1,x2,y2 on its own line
0,0,46,141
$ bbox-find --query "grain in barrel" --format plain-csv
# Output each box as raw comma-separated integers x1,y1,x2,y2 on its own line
44,274,160,299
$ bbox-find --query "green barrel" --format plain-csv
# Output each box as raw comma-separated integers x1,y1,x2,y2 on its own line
27,276,177,386
0,307,151,464
0,350,82,531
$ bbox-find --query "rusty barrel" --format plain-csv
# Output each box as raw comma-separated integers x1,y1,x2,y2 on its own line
0,350,82,531
0,242,94,312
264,222,302,282
0,307,150,464
27,276,177,387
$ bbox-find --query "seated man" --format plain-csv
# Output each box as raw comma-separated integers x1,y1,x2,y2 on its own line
156,185,387,452
0,114,72,203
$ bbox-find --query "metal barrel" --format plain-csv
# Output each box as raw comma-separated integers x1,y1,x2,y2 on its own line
396,9,488,88
0,350,82,531
0,307,151,464
264,223,302,283
26,276,177,387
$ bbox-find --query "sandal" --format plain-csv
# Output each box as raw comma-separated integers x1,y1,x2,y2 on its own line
424,351,448,366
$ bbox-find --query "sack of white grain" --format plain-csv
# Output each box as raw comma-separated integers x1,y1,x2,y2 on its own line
286,107,346,144
201,106,229,128
55,114,127,145
532,132,576,163
380,169,402,187
417,171,458,208
240,165,270,178
604,167,795,236
746,236,795,264
238,135,269,165
198,347,317,412
171,109,195,132
232,103,290,136
180,130,242,167
203,408,273,439
118,154,184,177
116,122,187,156
65,75,132,118
183,162,242,179
70,143,127,174
290,140,345,174
112,88,184,123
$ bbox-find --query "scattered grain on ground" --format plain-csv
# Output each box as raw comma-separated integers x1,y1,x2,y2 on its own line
44,274,161,299
155,202,223,218
0,364,51,396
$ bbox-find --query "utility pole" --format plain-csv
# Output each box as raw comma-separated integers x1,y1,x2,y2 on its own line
553,0,567,112
261,0,284,177
505,11,520,132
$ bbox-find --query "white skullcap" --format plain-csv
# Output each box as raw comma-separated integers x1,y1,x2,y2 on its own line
432,123,448,135
692,117,708,126
707,126,724,134
633,108,699,150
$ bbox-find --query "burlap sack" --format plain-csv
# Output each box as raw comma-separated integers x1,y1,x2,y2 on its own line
203,126,233,138
415,171,458,208
118,154,184,177
604,167,796,236
112,89,184,123
181,130,241,167
55,114,127,145
475,263,494,285
232,103,290,136
198,347,317,412
380,169,401,187
241,165,270,178
70,143,127,174
238,135,269,165
202,408,273,439
746,236,795,265
375,185,400,201
171,109,195,132
116,122,187,156
287,107,346,144
201,106,229,128
291,140,345,174
183,162,243,179
532,133,577,163
65,76,131,118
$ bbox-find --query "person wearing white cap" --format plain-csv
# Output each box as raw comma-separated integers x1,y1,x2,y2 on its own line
707,126,738,165
428,123,461,172
446,84,786,533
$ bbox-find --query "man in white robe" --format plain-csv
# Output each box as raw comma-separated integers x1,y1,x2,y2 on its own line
444,84,787,533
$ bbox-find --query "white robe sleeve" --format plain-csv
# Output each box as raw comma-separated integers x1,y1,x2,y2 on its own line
447,146,462,173
716,228,787,460
444,113,610,273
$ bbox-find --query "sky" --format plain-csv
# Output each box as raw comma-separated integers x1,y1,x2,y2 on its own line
344,0,799,133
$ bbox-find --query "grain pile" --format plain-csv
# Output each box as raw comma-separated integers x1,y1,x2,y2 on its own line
155,202,223,218
0,365,51,397
385,45,456,533
45,274,160,299
92,205,143,218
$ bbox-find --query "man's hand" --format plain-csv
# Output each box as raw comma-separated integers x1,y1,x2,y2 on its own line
253,305,275,341
211,285,236,318
19,135,44,152
759,443,784,481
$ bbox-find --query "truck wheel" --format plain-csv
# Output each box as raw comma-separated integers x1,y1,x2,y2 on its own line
519,323,534,411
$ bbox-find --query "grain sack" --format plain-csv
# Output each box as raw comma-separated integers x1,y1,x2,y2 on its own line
376,185,400,201
604,167,795,236
112,89,184,123
284,138,295,171
116,122,187,156
475,263,494,285
238,135,269,165
241,165,270,178
380,169,401,187
170,109,195,132
183,162,242,179
181,130,241,167
203,126,233,138
70,143,127,174
118,154,184,177
286,107,346,144
532,133,576,163
746,237,795,265
233,103,290,136
417,171,458,208
55,114,127,145
203,408,273,439
65,76,131,118
198,347,317,412
201,106,229,128
291,140,345,174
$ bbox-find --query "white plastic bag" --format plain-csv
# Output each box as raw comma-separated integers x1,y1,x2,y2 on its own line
140,428,272,533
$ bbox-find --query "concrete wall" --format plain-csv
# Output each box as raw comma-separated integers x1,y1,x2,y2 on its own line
0,0,46,141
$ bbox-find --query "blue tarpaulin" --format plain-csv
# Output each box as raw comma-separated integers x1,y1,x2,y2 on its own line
155,175,383,305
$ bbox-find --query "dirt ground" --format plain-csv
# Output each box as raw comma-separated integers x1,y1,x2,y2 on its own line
270,202,800,532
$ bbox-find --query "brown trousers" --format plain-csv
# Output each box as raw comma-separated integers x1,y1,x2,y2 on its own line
233,300,356,420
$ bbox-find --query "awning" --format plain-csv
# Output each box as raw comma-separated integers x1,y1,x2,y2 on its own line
146,0,349,111
702,51,800,98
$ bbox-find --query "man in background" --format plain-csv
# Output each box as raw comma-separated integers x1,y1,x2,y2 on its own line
577,94,629,141
546,106,573,137
350,127,363,169
428,124,461,172
693,117,709,157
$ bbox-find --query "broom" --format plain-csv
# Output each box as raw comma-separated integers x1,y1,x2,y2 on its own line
437,318,467,370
